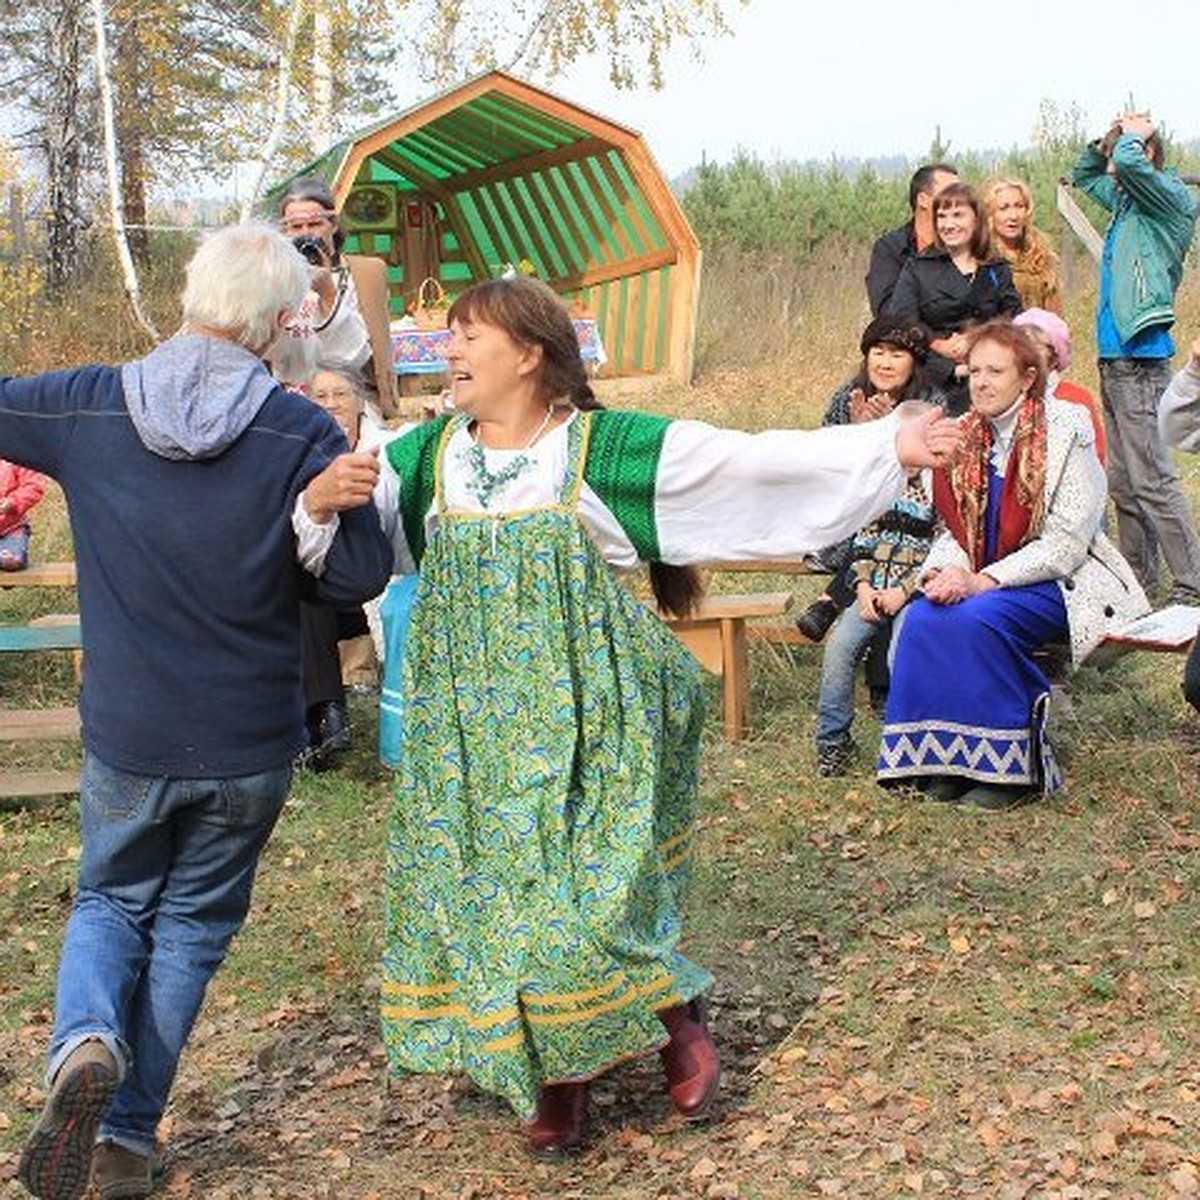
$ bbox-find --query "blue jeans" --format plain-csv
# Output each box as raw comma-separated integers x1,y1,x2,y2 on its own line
48,752,291,1157
0,522,30,569
1099,358,1200,601
815,604,891,747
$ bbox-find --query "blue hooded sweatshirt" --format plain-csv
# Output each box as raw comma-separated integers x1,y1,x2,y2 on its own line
0,335,392,776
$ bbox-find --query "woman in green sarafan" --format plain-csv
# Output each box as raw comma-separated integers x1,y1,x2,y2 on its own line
370,277,958,1156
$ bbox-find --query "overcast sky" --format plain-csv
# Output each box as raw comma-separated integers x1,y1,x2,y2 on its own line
541,0,1197,176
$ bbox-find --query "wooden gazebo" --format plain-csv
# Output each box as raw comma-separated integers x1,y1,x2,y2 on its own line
268,70,700,383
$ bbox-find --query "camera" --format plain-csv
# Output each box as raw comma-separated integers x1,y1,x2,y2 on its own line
293,235,326,266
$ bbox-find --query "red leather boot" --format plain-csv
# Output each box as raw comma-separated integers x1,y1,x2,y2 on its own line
659,999,720,1119
526,1081,589,1157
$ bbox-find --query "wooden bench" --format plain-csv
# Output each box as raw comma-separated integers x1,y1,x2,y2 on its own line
0,560,77,589
1,565,82,801
701,560,820,648
662,591,794,742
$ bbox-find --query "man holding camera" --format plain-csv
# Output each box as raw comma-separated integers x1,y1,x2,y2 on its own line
274,176,400,423
1072,110,1200,603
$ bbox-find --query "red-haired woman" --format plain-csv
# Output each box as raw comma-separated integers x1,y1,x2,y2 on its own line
877,320,1147,809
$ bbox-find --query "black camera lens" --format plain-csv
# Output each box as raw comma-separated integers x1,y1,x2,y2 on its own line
293,235,325,266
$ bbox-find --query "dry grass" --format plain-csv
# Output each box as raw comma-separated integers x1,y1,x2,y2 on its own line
4,245,1200,1197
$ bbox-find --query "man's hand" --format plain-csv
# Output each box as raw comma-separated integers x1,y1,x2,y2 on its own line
931,333,969,363
872,585,908,618
895,406,962,470
1120,111,1156,141
303,449,380,524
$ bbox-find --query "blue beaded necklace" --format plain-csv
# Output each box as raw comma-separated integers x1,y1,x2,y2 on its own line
461,405,556,508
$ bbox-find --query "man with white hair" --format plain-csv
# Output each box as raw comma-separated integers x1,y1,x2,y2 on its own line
3,223,392,1200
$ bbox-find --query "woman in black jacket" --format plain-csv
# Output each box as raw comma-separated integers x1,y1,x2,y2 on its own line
885,181,1021,413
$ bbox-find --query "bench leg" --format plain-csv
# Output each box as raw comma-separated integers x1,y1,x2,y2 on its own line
719,617,749,742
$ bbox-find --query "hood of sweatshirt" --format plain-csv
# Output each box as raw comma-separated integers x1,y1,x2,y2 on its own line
120,333,281,460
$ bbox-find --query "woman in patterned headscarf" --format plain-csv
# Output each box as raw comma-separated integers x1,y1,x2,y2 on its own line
877,319,1146,809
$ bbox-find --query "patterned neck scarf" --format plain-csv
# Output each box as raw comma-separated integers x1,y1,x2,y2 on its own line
932,392,1048,570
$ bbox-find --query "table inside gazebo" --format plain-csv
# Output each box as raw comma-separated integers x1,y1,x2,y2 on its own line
391,317,606,376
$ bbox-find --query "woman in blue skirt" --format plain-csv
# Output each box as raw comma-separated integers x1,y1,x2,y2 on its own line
877,319,1148,809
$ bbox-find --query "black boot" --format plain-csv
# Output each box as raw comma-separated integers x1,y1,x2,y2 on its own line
304,700,351,771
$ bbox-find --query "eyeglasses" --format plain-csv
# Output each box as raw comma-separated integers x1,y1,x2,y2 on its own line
280,211,336,235
312,388,358,403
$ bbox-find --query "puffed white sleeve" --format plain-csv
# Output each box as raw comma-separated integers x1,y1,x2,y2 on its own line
292,450,412,577
1159,360,1200,451
653,416,909,563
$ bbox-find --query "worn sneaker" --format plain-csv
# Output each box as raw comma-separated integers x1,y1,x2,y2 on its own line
18,1038,120,1200
92,1141,156,1199
795,597,840,643
816,739,856,777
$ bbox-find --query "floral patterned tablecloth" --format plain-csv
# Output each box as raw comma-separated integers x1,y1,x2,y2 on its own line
391,318,605,375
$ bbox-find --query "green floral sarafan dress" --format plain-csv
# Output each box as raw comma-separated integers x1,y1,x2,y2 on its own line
380,412,711,1118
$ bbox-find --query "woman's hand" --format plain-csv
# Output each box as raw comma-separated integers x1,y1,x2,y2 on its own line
302,448,381,524
848,388,895,424
895,406,962,470
922,566,997,605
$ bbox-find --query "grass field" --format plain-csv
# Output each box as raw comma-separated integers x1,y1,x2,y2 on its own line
3,246,1200,1197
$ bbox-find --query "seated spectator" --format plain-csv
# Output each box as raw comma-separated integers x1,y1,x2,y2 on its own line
877,320,1147,809
796,315,942,645
866,162,958,316
886,182,1022,415
0,458,46,571
1014,308,1106,463
1155,333,1200,712
983,177,1063,314
814,400,940,776
298,364,384,768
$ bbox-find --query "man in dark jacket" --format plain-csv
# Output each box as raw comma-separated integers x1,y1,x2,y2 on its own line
8,223,393,1200
1073,111,1200,603
865,162,958,316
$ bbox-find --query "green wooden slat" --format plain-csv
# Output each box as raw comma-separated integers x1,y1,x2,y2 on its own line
529,171,585,275
608,151,666,247
548,164,609,267
492,178,547,276
585,155,645,257
507,175,569,278
0,624,81,652
456,192,502,269
564,160,622,264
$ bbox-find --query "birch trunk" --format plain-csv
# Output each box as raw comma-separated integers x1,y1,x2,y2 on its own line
44,0,86,298
239,0,306,222
91,0,159,340
311,0,333,155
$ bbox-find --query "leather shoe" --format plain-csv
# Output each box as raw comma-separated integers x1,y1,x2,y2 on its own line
659,999,720,1119
526,1081,589,1157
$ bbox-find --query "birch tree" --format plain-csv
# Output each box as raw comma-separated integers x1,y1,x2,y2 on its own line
91,0,160,339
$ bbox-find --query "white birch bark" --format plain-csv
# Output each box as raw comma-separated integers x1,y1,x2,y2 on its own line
90,0,159,340
239,0,306,222
311,0,333,155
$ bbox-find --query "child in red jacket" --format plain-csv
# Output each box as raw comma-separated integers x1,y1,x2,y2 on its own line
0,458,46,570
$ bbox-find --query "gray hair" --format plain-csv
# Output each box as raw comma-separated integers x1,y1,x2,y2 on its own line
181,222,311,351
